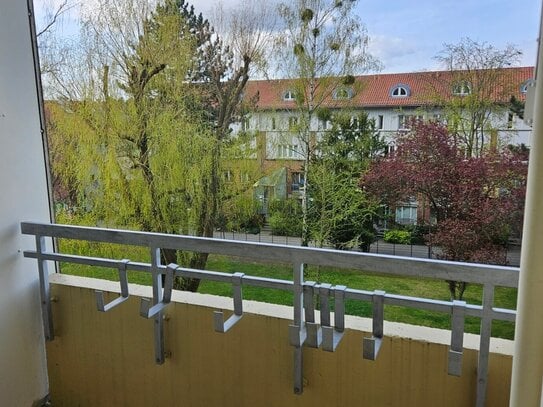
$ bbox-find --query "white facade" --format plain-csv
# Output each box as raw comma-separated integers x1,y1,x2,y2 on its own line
243,106,532,163
0,1,52,405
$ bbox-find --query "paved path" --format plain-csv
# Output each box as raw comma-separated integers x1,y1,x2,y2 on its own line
213,230,521,267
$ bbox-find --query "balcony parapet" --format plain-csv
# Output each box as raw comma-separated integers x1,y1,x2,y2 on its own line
21,222,518,407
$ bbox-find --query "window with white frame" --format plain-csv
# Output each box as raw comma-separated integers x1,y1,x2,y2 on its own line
333,87,354,100
520,79,535,94
277,144,301,159
318,118,328,130
395,205,417,225
377,115,384,129
390,84,411,98
283,90,295,101
241,117,250,131
240,172,250,183
452,81,471,96
398,114,423,130
507,112,514,129
291,172,305,191
288,116,298,130
385,144,395,156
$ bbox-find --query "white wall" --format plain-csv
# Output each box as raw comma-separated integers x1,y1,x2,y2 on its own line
0,0,51,405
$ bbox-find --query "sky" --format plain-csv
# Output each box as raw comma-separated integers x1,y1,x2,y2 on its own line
34,0,542,74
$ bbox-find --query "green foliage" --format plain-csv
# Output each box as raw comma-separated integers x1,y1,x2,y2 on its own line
220,194,263,234
275,0,380,245
383,229,412,244
268,199,303,236
403,224,433,245
307,111,383,249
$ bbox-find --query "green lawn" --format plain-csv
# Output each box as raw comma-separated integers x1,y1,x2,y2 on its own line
57,238,516,339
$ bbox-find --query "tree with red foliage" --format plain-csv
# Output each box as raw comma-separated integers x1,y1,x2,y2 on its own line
361,120,527,299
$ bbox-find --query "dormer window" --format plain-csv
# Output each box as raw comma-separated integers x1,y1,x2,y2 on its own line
333,87,354,100
390,84,411,98
452,81,471,96
520,79,535,94
283,90,296,101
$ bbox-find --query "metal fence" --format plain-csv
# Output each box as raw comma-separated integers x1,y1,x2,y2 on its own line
213,230,522,267
21,222,519,407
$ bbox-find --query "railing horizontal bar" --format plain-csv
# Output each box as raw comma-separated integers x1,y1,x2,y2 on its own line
385,294,452,313
492,307,517,322
21,222,519,287
175,268,234,284
344,289,374,302
23,250,516,322
24,251,151,272
242,276,294,291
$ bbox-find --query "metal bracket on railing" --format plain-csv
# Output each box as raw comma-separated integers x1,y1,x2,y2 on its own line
35,235,54,341
96,259,130,312
214,272,245,333
363,290,385,360
322,285,346,352
140,263,175,319
448,300,466,376
304,281,321,348
289,261,307,395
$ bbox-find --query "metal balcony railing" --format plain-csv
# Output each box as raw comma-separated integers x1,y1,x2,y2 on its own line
21,222,518,407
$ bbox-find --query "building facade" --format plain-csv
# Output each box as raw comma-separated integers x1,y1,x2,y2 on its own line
236,67,534,224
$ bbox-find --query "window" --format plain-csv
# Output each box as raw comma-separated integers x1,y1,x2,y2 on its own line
240,172,250,183
507,112,514,129
283,90,295,101
377,115,384,130
333,87,354,100
271,117,276,130
351,116,359,129
398,114,423,130
520,79,535,94
241,117,250,131
288,116,298,130
318,118,328,130
390,84,411,98
452,81,471,96
291,172,305,191
395,205,417,225
384,144,395,156
277,144,301,159
224,170,233,182
433,113,443,123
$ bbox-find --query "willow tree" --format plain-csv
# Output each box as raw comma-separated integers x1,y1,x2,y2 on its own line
47,0,271,291
273,0,379,245
49,0,208,238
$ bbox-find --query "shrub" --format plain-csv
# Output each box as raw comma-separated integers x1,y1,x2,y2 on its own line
383,229,411,244
268,199,302,236
403,224,433,245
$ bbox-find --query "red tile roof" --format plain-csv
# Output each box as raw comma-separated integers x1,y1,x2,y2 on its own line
244,67,534,110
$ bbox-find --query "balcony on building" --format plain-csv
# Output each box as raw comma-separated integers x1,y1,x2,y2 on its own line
2,1,543,407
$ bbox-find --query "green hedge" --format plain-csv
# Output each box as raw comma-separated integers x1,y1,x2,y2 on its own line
383,229,411,244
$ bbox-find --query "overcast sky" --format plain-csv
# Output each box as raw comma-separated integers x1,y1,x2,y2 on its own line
34,0,541,74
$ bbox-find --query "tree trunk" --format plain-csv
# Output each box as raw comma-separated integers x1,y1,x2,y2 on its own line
447,280,468,300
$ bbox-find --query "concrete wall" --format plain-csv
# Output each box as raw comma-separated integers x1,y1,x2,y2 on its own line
0,1,52,405
47,274,513,407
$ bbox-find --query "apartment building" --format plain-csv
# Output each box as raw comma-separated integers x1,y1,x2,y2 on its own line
237,67,534,222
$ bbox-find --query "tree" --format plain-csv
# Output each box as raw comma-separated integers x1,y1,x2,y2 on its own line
434,38,522,157
361,120,526,300
274,0,379,245
307,111,385,250
46,0,268,291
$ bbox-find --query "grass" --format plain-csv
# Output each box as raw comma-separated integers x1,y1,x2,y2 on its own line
57,238,516,339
